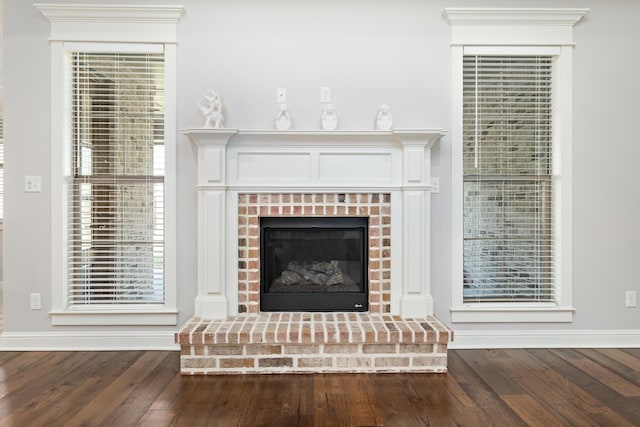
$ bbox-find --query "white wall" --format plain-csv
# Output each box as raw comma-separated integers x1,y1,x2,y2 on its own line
3,0,639,348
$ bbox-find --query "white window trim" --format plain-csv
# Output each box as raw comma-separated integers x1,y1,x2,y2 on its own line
37,4,183,325
445,8,588,323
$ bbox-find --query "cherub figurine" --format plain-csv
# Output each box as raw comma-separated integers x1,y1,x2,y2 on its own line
321,103,338,130
375,104,393,130
199,90,225,128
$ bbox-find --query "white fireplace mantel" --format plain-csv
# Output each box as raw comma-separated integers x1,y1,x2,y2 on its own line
183,128,446,319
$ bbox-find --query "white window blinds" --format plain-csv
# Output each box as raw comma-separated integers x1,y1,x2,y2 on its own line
463,55,555,303
68,50,165,306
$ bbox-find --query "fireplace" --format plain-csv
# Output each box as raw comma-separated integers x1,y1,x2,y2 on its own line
260,216,369,312
178,129,453,375
183,128,445,320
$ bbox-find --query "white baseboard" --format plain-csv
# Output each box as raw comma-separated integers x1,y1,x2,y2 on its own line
1,329,638,351
449,329,640,349
0,331,179,351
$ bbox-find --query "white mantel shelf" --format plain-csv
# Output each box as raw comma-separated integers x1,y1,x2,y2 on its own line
182,128,446,147
182,128,446,135
183,127,446,320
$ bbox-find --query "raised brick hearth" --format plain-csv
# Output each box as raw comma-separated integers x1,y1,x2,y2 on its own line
177,313,452,374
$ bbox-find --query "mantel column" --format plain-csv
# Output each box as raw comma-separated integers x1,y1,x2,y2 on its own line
184,129,238,319
393,130,444,318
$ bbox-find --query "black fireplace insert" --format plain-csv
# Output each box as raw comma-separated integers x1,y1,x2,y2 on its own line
260,216,368,311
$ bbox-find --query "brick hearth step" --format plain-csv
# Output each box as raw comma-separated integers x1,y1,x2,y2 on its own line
176,313,453,375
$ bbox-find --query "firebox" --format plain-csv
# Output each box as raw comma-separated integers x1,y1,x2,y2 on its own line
260,217,369,312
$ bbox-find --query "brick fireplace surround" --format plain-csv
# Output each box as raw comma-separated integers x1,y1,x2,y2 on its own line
176,129,453,374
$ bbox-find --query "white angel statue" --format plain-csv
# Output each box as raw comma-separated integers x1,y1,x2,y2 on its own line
199,90,225,128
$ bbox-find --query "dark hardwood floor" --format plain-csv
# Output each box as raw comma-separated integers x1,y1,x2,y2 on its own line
0,348,638,426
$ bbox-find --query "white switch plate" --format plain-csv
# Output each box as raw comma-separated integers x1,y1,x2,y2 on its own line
277,88,287,103
626,291,637,308
320,86,331,103
30,293,42,310
431,177,440,194
25,176,42,193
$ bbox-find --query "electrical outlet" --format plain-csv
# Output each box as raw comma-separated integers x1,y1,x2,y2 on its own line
25,176,42,193
626,291,637,308
30,293,42,310
320,86,331,103
431,177,440,194
277,88,287,103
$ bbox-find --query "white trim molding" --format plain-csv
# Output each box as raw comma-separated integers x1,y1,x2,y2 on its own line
35,4,184,43
450,329,640,349
444,8,589,46
0,331,179,351
451,306,576,323
41,4,182,326
446,8,588,324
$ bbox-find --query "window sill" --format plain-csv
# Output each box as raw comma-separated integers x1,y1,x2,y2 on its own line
50,309,178,326
450,305,575,323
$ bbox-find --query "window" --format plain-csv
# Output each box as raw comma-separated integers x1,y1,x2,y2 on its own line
69,48,165,306
38,4,182,325
445,8,588,322
463,54,554,303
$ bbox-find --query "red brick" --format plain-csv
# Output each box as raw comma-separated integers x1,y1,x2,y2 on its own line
220,358,255,369
399,344,434,354
258,357,293,368
246,344,282,355
413,356,447,368
336,357,372,368
363,344,397,354
323,344,359,354
207,345,243,355
375,357,410,367
298,357,333,368
284,345,321,354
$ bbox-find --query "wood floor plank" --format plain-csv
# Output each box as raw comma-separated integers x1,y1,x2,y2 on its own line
369,373,458,426
103,352,180,426
600,348,640,371
365,374,425,426
65,351,169,426
341,375,384,427
456,349,527,397
446,351,527,427
581,348,640,383
0,351,132,426
234,375,314,427
36,351,144,425
313,374,356,427
502,394,567,427
534,349,640,424
170,376,233,425
0,352,72,397
0,352,85,421
503,349,635,427
551,348,640,397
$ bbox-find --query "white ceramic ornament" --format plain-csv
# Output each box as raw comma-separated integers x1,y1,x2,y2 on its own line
275,103,292,130
199,90,225,128
375,104,393,130
321,103,338,130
